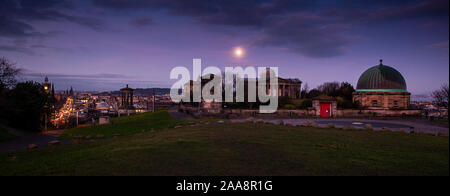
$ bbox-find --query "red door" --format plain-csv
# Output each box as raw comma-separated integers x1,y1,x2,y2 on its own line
320,103,331,117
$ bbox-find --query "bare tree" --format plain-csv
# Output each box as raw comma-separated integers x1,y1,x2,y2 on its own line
432,84,449,117
0,57,21,89
301,82,309,99
317,81,340,97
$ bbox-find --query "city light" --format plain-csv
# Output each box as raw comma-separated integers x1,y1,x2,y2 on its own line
52,97,74,127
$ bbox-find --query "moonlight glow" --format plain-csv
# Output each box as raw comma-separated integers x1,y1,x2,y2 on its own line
234,48,244,57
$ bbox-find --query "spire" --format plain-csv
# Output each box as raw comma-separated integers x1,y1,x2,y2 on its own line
379,59,383,66
51,84,55,98
45,76,49,83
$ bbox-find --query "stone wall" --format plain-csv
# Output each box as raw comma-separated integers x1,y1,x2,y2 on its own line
179,104,421,118
336,109,421,117
353,92,410,109
223,109,316,117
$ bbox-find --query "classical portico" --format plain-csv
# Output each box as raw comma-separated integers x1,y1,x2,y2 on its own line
278,78,302,99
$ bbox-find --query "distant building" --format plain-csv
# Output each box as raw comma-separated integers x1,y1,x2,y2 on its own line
43,76,51,94
120,84,134,109
96,102,111,114
179,60,421,117
353,60,411,109
182,68,302,103
278,78,302,99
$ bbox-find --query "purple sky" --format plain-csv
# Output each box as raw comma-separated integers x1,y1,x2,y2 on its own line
1,0,448,94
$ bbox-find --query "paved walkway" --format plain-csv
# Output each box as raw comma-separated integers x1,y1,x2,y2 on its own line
166,107,448,135
0,125,68,152
234,118,449,136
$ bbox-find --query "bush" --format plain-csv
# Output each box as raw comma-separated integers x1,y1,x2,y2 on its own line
283,104,296,109
298,99,312,109
290,99,303,106
278,99,312,110
225,102,250,109
337,96,357,109
278,97,291,106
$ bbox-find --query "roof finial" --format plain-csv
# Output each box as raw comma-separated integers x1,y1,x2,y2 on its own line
379,59,383,66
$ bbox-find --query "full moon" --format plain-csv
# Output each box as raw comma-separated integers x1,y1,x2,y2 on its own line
234,48,243,57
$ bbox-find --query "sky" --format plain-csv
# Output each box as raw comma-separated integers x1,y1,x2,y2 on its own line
0,0,448,94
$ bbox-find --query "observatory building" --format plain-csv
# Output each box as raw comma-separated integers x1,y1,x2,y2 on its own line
353,60,411,109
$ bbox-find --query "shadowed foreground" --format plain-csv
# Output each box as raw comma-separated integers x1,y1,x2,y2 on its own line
0,119,448,176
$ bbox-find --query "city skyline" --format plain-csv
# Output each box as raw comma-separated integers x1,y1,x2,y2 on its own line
1,0,448,94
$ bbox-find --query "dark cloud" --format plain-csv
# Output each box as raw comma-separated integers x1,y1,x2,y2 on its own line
22,72,128,79
0,0,103,38
254,13,353,57
0,16,35,38
130,17,154,28
0,45,35,55
2,0,447,57
0,0,104,55
93,0,314,26
427,40,449,50
368,0,449,21
21,71,169,90
92,0,448,58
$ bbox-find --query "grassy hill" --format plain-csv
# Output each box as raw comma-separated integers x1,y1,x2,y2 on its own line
0,111,448,176
60,110,200,140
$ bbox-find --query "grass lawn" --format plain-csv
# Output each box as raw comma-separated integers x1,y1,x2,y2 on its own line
59,110,205,140
0,111,448,176
0,127,18,142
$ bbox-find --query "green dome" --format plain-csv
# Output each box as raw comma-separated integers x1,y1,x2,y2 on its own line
356,60,407,92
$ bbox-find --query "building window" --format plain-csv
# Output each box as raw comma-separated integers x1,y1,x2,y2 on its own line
371,100,378,106
393,100,399,107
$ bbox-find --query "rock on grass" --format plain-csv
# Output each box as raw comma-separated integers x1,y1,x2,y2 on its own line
28,144,38,149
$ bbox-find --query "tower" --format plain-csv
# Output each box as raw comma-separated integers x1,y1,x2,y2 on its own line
43,76,51,94
120,84,134,109
51,84,55,99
